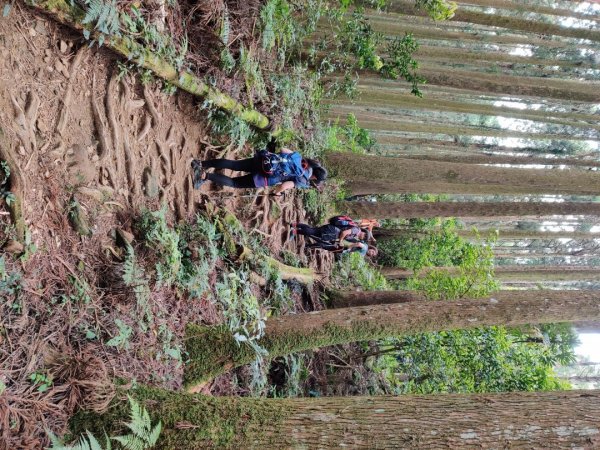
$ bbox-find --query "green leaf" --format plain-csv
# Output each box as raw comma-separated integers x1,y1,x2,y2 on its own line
147,422,162,446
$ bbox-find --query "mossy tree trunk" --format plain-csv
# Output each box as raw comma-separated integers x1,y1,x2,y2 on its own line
184,290,600,387
73,387,600,449
325,153,600,196
343,201,600,220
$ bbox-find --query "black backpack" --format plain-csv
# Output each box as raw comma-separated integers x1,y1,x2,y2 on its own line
328,215,358,230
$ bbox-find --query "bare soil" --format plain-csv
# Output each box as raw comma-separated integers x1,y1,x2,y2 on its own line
0,5,333,448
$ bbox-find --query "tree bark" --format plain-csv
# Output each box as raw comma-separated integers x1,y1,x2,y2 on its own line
342,89,600,132
327,289,426,307
367,13,595,50
456,0,596,21
326,153,600,196
26,0,272,130
74,387,600,449
340,108,594,141
379,266,600,282
342,201,600,220
184,290,600,387
379,0,600,42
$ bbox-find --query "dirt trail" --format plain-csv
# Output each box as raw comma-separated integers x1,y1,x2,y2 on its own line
0,7,332,448
0,5,332,258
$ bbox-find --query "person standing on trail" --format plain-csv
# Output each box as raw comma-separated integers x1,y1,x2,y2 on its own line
191,144,327,197
293,223,378,258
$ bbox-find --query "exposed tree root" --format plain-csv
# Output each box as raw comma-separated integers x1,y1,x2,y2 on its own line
91,74,111,161
105,71,123,179
143,84,161,128
122,137,136,199
56,45,87,136
10,91,40,153
137,115,152,142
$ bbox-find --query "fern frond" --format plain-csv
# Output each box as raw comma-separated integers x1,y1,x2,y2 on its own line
112,435,145,450
125,395,148,437
84,431,104,450
147,422,162,446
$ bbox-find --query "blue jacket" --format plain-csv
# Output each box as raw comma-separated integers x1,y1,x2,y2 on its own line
253,152,312,188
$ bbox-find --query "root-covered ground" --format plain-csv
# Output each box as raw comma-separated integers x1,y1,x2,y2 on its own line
0,5,337,448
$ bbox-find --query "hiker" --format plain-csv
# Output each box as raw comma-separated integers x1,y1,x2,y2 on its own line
191,146,327,197
293,223,378,258
328,215,381,243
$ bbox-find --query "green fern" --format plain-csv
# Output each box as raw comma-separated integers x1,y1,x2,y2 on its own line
48,430,111,450
122,245,153,331
113,396,162,449
80,0,121,44
219,6,235,72
240,44,267,104
260,0,277,51
48,396,160,450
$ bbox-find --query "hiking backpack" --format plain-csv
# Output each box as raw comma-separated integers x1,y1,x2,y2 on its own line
258,150,305,178
328,215,358,230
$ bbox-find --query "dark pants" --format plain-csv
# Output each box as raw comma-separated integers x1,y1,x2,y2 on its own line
296,224,339,243
203,158,260,189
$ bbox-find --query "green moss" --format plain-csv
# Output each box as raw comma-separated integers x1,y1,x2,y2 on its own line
71,386,287,449
184,316,393,386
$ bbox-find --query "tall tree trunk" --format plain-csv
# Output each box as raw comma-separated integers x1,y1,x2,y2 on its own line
367,14,595,50
327,289,426,307
184,291,600,387
338,108,594,141
379,266,600,283
377,153,600,170
485,229,600,240
455,0,596,21
326,153,600,196
343,201,600,220
358,67,600,102
74,387,600,449
342,90,600,132
417,64,600,103
377,1,600,42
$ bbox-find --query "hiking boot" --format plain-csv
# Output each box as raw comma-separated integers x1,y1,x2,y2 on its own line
191,160,205,189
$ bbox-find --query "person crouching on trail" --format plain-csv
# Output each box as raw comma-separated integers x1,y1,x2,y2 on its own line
293,223,378,258
191,146,327,197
